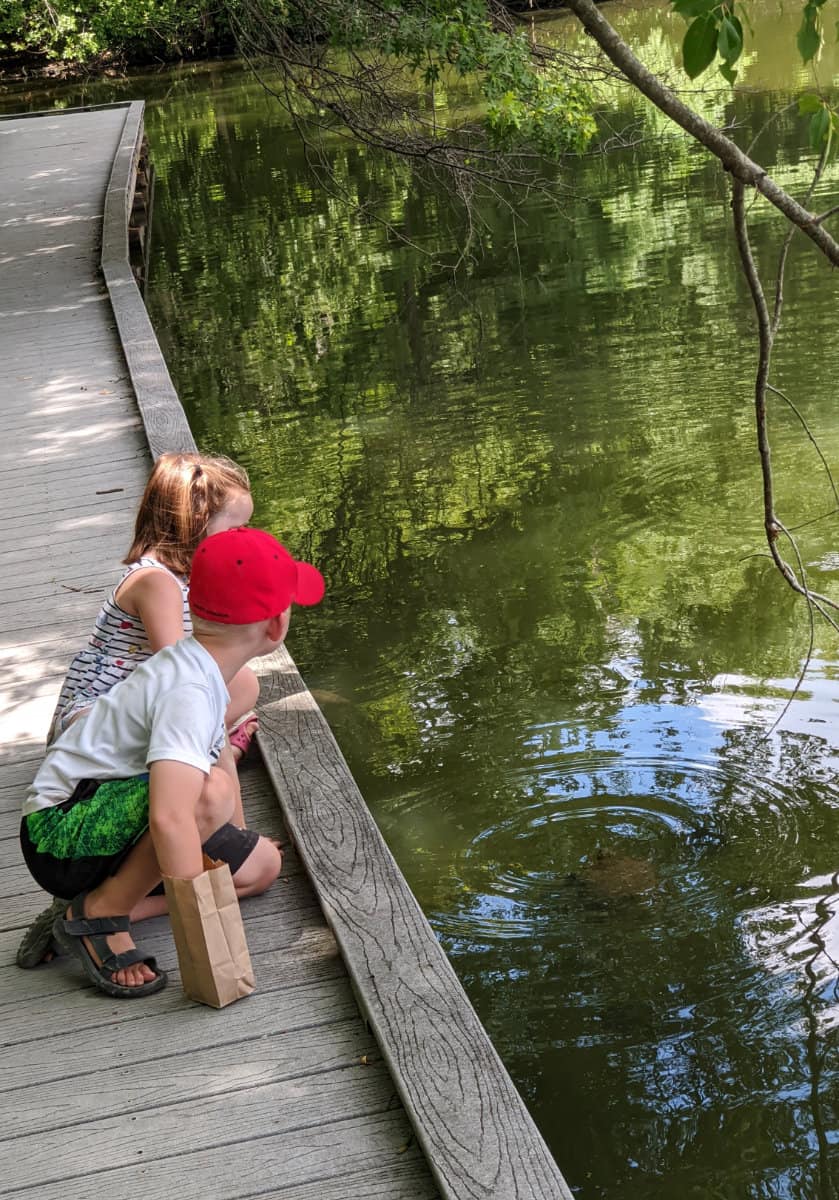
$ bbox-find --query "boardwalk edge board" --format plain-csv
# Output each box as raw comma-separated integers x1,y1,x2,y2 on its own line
96,102,573,1199
101,101,197,460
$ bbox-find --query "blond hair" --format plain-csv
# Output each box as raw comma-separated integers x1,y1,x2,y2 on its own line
125,452,251,577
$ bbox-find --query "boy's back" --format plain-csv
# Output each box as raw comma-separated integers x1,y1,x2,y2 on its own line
25,638,227,815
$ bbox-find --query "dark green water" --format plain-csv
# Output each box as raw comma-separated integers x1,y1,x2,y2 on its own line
6,6,839,1194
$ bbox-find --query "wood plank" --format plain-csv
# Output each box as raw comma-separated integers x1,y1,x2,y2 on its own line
0,1017,379,1140
258,1164,440,1200
0,976,361,1086
0,1063,402,1192
0,920,340,1007
2,1111,427,1200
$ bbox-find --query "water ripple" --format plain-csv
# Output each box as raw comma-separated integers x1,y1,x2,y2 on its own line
429,728,823,978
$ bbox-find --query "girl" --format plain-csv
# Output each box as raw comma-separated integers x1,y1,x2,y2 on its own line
18,456,279,971
48,452,259,757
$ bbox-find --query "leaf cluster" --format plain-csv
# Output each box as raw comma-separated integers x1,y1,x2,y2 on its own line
0,0,231,64
380,1,596,155
671,0,839,159
672,0,745,83
673,0,836,84
798,90,839,157
231,0,597,167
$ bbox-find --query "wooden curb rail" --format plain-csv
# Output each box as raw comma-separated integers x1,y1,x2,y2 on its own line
100,99,574,1200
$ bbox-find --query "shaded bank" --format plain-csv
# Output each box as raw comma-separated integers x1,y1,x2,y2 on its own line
0,1,572,80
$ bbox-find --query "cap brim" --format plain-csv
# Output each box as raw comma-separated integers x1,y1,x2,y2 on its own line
293,560,325,606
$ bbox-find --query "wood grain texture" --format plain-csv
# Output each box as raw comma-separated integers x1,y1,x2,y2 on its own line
0,1111,428,1200
257,648,574,1200
0,1063,402,1191
100,102,197,461
0,1017,379,1141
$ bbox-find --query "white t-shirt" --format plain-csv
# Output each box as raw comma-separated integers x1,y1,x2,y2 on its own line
23,638,229,816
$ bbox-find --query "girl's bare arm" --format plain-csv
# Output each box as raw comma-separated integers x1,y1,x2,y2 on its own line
116,568,186,652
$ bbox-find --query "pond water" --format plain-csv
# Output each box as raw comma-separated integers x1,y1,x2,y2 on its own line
5,5,839,1195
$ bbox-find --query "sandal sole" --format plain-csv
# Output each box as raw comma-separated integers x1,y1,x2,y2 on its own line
16,897,67,969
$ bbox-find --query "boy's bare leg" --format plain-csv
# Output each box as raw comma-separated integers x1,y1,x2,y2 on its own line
82,833,162,987
70,764,237,989
228,835,283,896
129,834,282,923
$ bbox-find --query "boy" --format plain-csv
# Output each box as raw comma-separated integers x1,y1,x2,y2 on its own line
19,527,324,998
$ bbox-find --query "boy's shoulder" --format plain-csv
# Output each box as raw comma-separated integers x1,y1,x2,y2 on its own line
138,637,218,687
132,633,223,700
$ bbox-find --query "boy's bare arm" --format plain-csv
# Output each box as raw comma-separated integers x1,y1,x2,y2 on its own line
148,760,206,879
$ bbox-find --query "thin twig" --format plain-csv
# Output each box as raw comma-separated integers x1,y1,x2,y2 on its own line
814,202,839,225
763,521,816,739
771,141,828,336
787,507,839,534
766,383,839,506
731,180,839,627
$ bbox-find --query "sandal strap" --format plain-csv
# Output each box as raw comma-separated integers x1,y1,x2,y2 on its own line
64,913,130,937
61,893,160,982
99,948,158,973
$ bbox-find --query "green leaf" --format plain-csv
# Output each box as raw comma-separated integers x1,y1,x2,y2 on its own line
719,60,738,84
809,104,830,149
798,92,822,114
717,13,743,62
798,12,821,62
683,14,719,78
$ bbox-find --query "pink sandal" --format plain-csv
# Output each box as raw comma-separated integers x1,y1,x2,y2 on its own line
229,711,258,760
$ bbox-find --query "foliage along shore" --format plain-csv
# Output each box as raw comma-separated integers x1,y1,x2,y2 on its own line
0,0,571,82
0,0,233,81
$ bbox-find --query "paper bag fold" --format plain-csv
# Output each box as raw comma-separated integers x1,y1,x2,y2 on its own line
163,861,255,1008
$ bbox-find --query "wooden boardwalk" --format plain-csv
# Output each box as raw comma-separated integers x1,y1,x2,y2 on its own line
0,103,572,1199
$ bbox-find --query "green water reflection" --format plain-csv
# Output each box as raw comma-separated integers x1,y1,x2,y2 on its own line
5,5,839,1194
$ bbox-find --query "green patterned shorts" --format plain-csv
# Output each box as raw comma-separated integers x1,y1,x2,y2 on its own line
21,775,150,897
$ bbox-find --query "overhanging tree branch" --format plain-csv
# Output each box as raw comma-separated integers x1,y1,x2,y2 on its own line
730,177,839,618
563,0,839,268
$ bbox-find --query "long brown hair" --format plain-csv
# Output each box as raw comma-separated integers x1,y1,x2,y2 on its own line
124,453,251,577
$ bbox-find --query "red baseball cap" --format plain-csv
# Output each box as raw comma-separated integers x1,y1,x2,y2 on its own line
190,527,325,624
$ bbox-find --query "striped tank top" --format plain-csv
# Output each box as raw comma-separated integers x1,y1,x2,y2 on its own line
49,557,191,740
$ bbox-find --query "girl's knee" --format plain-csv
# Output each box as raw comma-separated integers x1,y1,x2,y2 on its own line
197,766,236,829
227,666,260,726
233,836,282,896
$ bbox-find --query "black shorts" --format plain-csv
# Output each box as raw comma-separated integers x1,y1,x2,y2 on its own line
21,776,260,899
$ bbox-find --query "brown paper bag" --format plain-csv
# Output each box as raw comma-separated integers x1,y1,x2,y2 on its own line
163,859,255,1008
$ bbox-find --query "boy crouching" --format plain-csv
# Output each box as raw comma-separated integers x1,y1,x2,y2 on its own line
19,528,324,998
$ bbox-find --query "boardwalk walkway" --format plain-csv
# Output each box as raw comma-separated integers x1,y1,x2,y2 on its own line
0,103,572,1199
